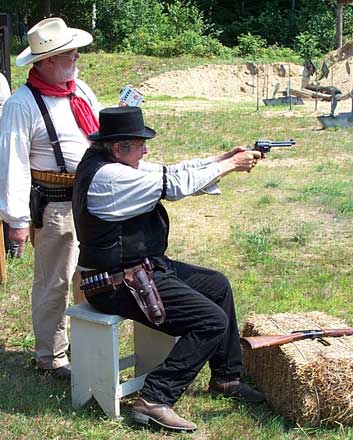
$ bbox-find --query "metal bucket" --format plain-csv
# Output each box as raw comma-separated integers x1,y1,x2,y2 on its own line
318,112,353,129
263,96,304,106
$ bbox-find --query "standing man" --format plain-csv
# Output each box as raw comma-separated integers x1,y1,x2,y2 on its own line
0,17,100,378
72,107,264,431
0,67,12,257
0,69,11,116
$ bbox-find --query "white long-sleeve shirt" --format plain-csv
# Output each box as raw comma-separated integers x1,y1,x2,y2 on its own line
87,157,223,222
0,79,100,228
0,72,11,118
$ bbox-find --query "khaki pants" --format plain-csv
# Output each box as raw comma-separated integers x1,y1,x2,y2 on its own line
32,201,79,369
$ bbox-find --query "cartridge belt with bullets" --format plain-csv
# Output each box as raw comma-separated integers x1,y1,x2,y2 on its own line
80,269,128,299
32,184,73,202
30,182,73,228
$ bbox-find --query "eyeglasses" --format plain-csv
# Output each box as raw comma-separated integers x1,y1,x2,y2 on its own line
119,140,146,149
130,140,146,148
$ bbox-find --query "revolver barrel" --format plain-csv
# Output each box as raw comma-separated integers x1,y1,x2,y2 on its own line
252,139,296,154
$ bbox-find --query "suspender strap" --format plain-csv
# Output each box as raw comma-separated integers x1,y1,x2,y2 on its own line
160,166,167,199
76,81,93,107
26,83,68,173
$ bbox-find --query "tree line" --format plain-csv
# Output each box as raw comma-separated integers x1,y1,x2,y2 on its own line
2,0,353,58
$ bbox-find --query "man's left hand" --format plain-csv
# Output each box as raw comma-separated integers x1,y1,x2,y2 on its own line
8,227,29,257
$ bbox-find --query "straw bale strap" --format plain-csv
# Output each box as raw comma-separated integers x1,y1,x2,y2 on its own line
31,169,75,186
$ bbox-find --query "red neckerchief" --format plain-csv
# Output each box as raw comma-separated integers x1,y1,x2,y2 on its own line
27,67,99,136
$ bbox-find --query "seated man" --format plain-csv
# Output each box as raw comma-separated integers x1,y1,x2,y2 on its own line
72,106,264,432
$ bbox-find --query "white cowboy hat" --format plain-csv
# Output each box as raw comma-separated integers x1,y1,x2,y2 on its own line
16,17,93,67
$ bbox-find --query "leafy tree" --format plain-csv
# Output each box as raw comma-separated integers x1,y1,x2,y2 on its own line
237,33,266,57
4,0,353,57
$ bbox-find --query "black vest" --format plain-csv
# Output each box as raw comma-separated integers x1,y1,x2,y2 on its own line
72,148,169,271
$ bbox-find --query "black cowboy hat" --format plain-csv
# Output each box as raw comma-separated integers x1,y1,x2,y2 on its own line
88,107,156,141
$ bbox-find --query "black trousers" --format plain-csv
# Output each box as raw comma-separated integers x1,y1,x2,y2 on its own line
88,256,243,406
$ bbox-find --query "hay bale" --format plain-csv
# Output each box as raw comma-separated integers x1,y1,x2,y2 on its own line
241,311,353,426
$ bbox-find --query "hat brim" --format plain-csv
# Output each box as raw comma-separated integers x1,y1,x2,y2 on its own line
16,28,93,67
88,126,156,142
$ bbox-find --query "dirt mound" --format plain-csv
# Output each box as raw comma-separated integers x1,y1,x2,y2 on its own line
140,63,304,102
139,59,353,103
328,40,353,62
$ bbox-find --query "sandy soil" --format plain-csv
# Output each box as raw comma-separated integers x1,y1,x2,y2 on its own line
139,43,353,114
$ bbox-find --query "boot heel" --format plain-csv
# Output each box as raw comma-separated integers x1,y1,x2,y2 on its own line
132,410,150,425
208,388,221,398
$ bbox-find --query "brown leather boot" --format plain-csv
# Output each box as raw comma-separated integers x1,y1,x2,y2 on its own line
132,397,197,431
208,378,265,403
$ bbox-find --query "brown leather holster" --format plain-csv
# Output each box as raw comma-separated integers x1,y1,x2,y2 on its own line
124,258,166,326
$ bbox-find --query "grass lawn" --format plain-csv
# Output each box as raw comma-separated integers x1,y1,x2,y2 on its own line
1,53,353,439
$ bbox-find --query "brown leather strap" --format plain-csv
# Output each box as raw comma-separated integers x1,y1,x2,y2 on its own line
81,263,149,300
31,169,75,186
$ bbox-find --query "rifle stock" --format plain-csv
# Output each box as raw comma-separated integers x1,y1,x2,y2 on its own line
240,328,353,350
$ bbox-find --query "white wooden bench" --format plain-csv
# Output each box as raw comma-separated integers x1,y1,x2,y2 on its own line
66,301,176,417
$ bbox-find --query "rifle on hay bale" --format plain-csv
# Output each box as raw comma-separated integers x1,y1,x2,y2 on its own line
241,312,353,426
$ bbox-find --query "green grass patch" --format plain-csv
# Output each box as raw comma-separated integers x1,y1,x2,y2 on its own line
2,52,353,439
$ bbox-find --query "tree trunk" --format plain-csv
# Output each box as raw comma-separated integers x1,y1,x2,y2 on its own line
336,2,344,48
291,0,295,10
42,0,51,18
241,0,245,15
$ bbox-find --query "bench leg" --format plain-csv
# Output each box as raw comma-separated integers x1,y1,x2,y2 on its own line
70,319,121,417
134,322,176,376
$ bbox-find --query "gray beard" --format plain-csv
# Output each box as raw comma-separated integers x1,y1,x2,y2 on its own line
54,64,76,83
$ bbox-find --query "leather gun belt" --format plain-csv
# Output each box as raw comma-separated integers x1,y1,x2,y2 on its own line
38,186,73,202
31,169,75,187
80,270,126,299
80,263,146,299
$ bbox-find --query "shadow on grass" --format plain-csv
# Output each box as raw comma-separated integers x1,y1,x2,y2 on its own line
0,348,72,415
0,348,143,430
1,351,345,438
188,387,294,432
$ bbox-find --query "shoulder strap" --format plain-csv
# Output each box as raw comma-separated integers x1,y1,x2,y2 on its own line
75,81,93,107
26,83,67,173
160,166,167,199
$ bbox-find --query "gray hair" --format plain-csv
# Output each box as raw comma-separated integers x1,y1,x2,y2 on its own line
90,140,115,154
33,59,45,69
90,140,132,154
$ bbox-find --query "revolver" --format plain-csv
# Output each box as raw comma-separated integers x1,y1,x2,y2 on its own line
250,139,296,156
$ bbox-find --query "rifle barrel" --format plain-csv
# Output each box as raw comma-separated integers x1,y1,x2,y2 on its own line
322,328,353,338
240,327,353,350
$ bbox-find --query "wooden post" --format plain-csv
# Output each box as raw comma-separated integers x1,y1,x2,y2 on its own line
72,271,85,304
336,2,344,49
0,220,7,284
